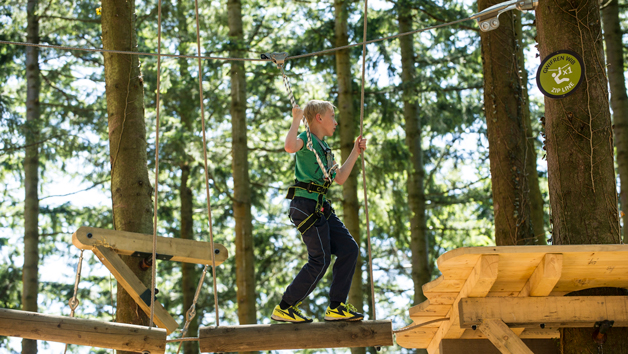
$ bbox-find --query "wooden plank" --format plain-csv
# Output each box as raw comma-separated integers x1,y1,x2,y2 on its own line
423,276,465,295
426,254,500,354
441,339,558,354
409,300,450,319
393,325,439,349
518,254,563,297
0,308,166,353
93,245,179,334
479,319,534,354
73,226,228,265
199,320,393,352
460,327,558,339
435,245,628,270
459,296,628,328
425,292,458,305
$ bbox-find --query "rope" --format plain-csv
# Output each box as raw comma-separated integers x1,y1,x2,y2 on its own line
63,250,84,354
393,318,450,334
176,265,209,354
193,0,220,328
277,64,338,180
357,0,377,322
0,16,475,63
149,0,164,329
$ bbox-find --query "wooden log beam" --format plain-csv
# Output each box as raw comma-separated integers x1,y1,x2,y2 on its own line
459,296,628,328
479,319,534,354
93,245,179,334
425,254,499,354
199,320,393,352
73,226,228,265
441,339,559,354
0,308,166,353
517,253,563,297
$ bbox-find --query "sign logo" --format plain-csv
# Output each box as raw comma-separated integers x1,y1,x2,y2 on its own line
536,50,584,99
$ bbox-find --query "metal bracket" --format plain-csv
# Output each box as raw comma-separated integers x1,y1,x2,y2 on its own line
472,0,538,32
593,320,614,345
261,52,289,68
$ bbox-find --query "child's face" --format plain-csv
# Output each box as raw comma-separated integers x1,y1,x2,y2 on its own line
317,108,338,137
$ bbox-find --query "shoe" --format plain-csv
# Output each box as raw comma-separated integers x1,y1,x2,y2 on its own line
271,302,313,323
324,302,364,321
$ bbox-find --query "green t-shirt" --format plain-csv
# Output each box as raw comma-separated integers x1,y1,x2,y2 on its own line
293,131,336,201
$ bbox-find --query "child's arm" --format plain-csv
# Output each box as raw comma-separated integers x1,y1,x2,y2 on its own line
334,135,367,185
284,106,305,153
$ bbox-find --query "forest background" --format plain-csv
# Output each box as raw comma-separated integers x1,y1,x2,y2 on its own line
0,0,627,353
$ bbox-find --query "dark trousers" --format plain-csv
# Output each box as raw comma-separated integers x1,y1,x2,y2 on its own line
282,197,359,306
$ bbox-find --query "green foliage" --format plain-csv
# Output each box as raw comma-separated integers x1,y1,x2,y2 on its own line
0,0,593,351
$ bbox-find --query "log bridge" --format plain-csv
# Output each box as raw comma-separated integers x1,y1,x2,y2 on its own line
199,320,394,352
395,244,628,354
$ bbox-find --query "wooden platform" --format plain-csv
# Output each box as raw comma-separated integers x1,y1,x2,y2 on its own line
199,320,393,352
72,226,229,334
0,308,166,353
395,244,628,354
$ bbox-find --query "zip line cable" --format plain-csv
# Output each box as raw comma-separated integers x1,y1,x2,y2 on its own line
0,16,475,62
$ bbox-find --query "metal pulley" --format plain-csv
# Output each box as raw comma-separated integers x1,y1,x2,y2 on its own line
261,52,289,69
473,0,538,32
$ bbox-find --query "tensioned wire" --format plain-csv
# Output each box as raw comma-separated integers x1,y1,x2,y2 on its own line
0,16,474,61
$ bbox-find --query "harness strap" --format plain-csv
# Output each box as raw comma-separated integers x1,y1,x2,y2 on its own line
286,179,333,234
295,205,333,234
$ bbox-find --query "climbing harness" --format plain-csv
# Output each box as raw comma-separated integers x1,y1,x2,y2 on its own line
63,250,84,354
285,180,334,234
262,52,339,181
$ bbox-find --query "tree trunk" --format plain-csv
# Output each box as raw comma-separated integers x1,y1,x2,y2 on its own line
102,0,153,345
536,0,626,351
515,11,546,245
398,0,430,306
23,1,40,353
602,0,628,242
228,0,257,339
479,0,534,246
335,2,364,347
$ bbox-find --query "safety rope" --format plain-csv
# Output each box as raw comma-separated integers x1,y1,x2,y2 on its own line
393,318,450,334
149,0,164,329
63,250,84,354
275,61,338,180
176,265,209,354
357,0,377,322
193,0,220,328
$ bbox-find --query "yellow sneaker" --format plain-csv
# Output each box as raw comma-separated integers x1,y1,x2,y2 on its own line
271,302,313,323
324,302,364,321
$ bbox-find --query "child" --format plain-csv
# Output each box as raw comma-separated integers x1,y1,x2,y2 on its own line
271,100,367,323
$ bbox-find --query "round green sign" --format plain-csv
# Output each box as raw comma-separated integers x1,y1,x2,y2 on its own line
536,50,584,99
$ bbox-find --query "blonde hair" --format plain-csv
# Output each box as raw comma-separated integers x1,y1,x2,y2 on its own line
302,100,335,125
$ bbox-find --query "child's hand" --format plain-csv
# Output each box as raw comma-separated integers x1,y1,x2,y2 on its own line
292,105,303,121
354,135,367,154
